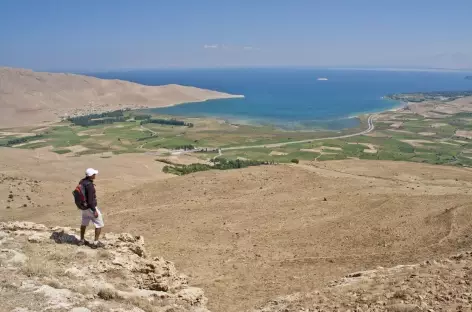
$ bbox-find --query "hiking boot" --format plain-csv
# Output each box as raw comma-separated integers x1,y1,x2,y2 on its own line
90,241,105,249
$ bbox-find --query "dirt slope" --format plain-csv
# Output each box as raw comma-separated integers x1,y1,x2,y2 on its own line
0,67,242,128
2,148,472,311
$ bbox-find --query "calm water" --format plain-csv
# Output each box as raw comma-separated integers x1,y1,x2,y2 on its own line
91,68,472,130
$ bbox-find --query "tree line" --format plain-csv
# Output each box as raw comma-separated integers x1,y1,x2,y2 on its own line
162,158,274,175
140,118,194,127
68,110,126,126
0,134,44,147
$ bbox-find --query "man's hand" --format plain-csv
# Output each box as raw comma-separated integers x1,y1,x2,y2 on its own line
93,210,99,218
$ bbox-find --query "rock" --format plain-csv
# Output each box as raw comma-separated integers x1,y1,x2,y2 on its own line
1,221,211,311
27,233,48,243
50,230,79,244
34,285,77,309
64,267,85,278
387,303,421,311
0,222,47,232
117,233,139,243
178,287,208,306
1,249,27,265
69,308,90,312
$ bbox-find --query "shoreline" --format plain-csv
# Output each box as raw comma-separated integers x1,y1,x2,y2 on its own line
153,93,245,109
66,90,245,119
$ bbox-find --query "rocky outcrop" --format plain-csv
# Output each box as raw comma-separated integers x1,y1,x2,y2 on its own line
253,252,472,312
0,221,210,312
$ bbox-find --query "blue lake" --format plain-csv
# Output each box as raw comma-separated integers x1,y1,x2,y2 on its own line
91,68,472,129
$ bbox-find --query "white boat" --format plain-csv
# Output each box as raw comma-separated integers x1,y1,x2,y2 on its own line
317,77,328,81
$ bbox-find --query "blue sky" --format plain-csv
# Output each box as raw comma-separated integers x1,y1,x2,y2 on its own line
1,0,471,71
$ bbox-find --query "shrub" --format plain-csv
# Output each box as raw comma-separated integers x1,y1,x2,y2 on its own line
21,259,52,277
291,159,299,164
98,287,120,300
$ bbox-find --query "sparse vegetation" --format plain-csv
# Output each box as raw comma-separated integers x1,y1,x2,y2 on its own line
21,259,53,277
45,279,62,289
52,148,72,154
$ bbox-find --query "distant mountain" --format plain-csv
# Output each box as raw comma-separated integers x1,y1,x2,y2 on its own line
0,67,243,128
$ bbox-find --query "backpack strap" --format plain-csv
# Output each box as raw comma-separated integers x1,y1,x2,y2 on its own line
81,178,91,200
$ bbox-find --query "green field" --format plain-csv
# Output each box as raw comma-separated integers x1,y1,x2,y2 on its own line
2,107,472,167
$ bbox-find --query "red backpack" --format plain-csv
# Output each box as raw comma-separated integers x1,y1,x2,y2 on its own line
72,180,90,210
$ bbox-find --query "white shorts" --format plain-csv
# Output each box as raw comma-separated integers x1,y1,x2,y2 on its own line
81,208,104,228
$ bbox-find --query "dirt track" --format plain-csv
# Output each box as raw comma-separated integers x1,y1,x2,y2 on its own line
2,148,472,311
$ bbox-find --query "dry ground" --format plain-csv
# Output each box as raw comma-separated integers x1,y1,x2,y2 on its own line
407,96,472,118
2,148,472,311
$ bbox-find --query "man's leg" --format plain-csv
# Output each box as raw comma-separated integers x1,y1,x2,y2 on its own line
79,210,90,246
91,208,105,248
94,227,101,242
80,225,86,240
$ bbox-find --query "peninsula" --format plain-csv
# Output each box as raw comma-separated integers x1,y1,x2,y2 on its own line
0,67,243,128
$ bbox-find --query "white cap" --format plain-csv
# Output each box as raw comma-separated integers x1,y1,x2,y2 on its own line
85,168,99,177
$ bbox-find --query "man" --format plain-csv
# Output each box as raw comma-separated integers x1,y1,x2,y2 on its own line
78,168,105,249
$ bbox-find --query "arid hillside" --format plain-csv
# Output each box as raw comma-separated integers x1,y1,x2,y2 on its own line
2,147,472,311
0,67,242,127
0,221,209,312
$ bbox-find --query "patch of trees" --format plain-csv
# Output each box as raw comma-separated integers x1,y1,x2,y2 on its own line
162,158,274,175
140,118,194,127
175,145,195,150
133,114,152,120
0,134,44,147
68,110,126,126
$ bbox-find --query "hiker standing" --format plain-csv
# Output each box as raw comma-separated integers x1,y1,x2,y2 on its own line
77,168,105,248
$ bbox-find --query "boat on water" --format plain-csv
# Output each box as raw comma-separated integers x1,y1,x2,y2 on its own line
317,77,328,81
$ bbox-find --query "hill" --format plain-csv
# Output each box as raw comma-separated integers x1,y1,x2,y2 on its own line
2,147,472,311
0,67,243,128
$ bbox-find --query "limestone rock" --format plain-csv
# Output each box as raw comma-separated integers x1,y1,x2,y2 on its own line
0,221,210,312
